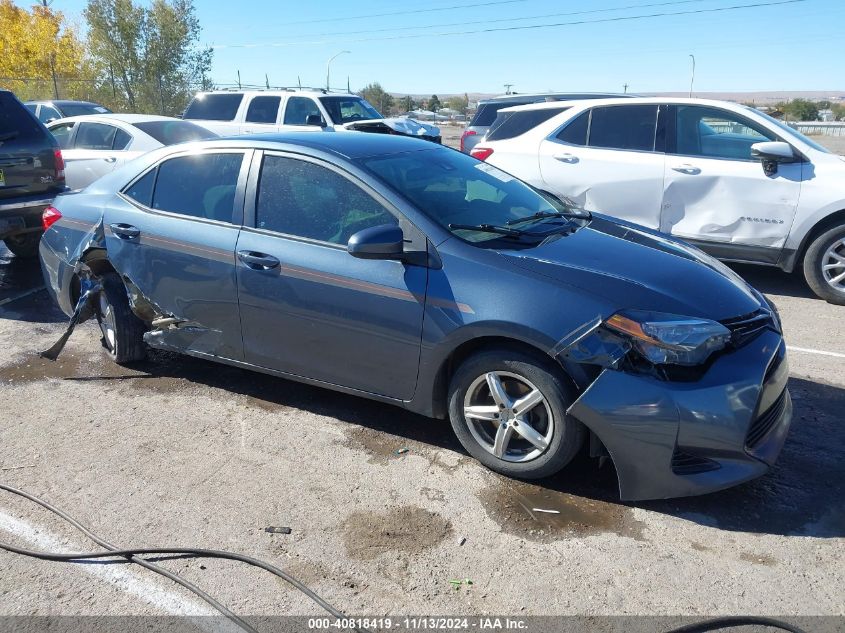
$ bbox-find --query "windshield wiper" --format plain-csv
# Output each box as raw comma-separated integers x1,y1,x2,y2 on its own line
449,223,526,237
506,209,590,226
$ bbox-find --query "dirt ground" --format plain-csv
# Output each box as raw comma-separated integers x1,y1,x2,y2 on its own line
0,135,843,630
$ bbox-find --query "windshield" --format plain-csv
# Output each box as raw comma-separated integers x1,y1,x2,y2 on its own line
360,147,569,244
60,103,111,117
750,107,832,154
320,96,382,125
132,120,217,145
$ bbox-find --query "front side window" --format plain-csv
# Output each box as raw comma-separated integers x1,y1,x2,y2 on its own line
151,153,243,222
283,97,323,126
245,96,281,124
48,123,75,148
183,93,244,121
256,155,396,244
588,105,658,152
75,122,118,150
674,105,776,160
319,96,381,124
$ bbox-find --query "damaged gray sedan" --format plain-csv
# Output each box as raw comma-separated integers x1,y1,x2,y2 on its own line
39,133,792,500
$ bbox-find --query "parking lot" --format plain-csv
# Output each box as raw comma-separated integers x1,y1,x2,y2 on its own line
1,218,843,627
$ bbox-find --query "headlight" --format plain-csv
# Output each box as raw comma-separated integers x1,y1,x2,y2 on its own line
606,310,731,366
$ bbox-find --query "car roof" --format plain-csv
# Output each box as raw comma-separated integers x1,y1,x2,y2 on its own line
207,131,443,159
25,99,104,106
194,89,360,98
49,113,184,125
478,92,629,104
497,96,755,114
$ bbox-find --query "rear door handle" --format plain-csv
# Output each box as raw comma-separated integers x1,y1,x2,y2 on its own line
103,156,117,163
671,164,701,175
109,223,140,239
237,250,280,270
553,153,579,163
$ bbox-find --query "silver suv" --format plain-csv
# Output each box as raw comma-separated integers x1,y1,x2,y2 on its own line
461,92,628,153
183,89,441,142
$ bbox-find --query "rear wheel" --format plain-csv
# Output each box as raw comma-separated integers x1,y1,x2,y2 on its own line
803,224,845,305
3,232,41,258
448,349,584,479
96,272,147,364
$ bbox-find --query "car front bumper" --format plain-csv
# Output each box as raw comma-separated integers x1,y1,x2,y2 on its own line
568,329,791,501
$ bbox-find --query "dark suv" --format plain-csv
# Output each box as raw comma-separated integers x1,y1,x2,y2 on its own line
0,90,66,257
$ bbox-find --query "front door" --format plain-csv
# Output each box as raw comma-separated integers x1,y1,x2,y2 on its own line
538,104,666,229
236,152,426,399
661,104,802,251
103,149,249,359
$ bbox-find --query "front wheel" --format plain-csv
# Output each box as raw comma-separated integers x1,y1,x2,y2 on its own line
803,224,845,305
447,349,585,479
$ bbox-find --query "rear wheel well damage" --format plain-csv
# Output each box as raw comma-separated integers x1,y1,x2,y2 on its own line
793,208,845,267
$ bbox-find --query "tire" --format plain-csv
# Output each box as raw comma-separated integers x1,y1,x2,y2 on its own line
803,224,845,305
96,272,147,364
3,232,41,258
447,348,585,479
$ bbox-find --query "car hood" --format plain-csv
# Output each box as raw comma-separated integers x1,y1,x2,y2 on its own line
499,214,762,321
341,117,440,137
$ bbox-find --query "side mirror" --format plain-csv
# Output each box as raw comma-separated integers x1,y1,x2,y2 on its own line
751,141,795,162
347,224,404,260
45,117,58,124
305,114,326,127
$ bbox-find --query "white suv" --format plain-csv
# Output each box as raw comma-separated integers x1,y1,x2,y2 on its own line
471,97,845,304
182,89,441,142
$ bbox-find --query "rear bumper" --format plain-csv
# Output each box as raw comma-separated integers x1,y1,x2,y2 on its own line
0,189,65,237
568,330,791,501
39,236,76,317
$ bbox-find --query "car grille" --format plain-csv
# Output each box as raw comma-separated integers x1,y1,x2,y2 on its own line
671,450,721,475
720,309,776,347
746,388,788,449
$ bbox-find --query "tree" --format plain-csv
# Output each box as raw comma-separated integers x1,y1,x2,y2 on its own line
428,94,441,112
358,82,394,115
446,94,469,115
780,98,820,122
0,0,90,101
832,103,845,122
84,0,212,114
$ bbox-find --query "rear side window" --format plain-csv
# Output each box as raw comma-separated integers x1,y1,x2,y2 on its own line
0,92,45,142
38,105,61,123
75,122,118,150
151,153,243,222
49,123,75,148
283,97,323,126
183,94,244,121
256,155,395,245
556,110,589,146
113,128,132,150
471,101,528,127
132,120,215,145
588,105,658,152
245,96,281,124
486,107,570,142
125,169,156,207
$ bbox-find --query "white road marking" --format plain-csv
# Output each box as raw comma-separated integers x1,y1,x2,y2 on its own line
0,510,239,632
787,345,845,359
0,286,45,307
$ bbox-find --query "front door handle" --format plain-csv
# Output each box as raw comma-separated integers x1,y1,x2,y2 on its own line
237,250,280,270
103,156,117,163
109,223,140,239
553,153,579,163
671,164,701,175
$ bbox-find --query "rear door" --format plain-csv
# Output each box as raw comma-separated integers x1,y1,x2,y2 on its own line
240,95,282,134
62,122,132,189
538,104,666,229
235,151,426,399
103,149,250,359
661,104,802,254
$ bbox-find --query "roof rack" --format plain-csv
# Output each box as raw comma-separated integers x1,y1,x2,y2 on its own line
205,85,354,95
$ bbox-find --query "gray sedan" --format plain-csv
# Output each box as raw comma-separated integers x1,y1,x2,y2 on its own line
38,133,791,500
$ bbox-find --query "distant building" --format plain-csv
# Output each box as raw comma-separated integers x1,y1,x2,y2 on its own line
819,109,835,122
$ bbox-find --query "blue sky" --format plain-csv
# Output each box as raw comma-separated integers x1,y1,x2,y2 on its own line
46,0,844,94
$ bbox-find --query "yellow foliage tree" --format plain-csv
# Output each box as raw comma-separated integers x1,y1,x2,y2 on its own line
0,0,93,101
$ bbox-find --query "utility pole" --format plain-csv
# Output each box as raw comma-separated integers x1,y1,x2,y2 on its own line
326,50,350,91
237,70,241,89
688,54,696,98
623,83,629,94
504,83,514,95
40,0,60,99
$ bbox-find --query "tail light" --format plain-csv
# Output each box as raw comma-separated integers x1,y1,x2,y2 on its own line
42,206,62,231
470,146,494,161
459,129,477,152
53,148,65,182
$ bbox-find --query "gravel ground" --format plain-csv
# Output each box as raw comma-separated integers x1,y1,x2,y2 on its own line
0,136,843,628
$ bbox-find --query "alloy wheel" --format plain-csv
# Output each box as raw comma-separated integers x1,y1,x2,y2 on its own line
822,238,845,292
462,371,554,463
98,292,117,352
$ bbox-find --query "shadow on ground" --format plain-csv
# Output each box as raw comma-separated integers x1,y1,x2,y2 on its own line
728,263,817,300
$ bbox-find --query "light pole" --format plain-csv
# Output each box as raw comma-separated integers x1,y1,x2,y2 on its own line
688,54,696,98
326,51,350,91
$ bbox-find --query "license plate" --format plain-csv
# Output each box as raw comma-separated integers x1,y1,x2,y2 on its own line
0,216,25,232
0,169,5,187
